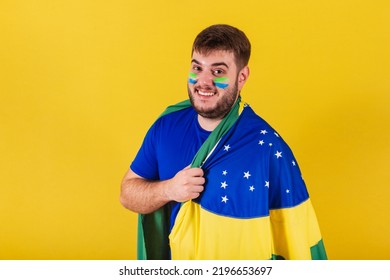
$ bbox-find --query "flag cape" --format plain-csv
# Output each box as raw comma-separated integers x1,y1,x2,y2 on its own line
137,97,327,260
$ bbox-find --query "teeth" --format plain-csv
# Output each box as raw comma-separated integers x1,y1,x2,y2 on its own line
198,91,215,96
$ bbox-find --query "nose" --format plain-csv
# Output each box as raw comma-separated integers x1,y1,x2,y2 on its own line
196,71,214,87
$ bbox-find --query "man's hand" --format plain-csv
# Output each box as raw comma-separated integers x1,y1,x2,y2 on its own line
120,166,205,214
164,165,205,202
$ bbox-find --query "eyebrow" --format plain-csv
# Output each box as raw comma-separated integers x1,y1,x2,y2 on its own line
191,59,229,69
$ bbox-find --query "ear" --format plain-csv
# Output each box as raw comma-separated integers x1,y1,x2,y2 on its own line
237,66,250,91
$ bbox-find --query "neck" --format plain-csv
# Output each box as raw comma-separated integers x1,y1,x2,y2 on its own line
197,115,222,132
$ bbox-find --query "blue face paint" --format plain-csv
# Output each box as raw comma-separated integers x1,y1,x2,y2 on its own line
188,72,198,84
213,77,229,89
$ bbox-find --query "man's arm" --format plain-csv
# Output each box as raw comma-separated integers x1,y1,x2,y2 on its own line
120,166,205,214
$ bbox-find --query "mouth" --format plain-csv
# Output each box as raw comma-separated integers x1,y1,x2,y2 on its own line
196,89,217,97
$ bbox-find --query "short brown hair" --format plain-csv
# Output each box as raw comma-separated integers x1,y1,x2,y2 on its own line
192,24,251,70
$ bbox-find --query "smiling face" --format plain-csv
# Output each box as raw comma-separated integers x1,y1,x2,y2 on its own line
187,50,249,120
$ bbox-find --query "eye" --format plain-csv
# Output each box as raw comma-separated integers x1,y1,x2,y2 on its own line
192,65,202,72
213,69,225,75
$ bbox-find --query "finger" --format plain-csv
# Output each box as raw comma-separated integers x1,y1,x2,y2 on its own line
190,176,205,186
187,167,204,177
190,192,201,199
190,185,204,193
180,165,191,171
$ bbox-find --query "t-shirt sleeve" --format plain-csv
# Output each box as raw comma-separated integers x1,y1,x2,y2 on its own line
130,121,160,180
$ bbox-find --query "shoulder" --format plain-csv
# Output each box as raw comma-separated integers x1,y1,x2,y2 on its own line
239,104,290,148
147,106,197,140
155,106,196,126
239,104,278,134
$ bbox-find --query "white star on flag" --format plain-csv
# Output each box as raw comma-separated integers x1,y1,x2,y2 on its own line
224,145,231,151
249,186,255,191
221,196,229,203
260,129,268,135
292,160,296,166
265,181,270,188
222,170,228,176
286,189,290,194
274,132,280,137
220,181,228,189
243,171,251,179
275,151,282,158
258,140,264,145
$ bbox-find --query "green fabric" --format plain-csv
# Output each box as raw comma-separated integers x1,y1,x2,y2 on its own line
137,97,242,260
190,97,241,168
270,254,286,260
310,239,328,260
136,215,146,259
137,204,171,260
158,99,192,118
270,239,327,260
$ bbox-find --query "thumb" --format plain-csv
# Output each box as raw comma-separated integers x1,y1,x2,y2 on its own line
183,164,192,170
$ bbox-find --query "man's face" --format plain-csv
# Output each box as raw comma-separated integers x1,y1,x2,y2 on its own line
187,50,248,120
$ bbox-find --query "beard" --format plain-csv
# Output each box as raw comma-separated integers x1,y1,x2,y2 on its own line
188,79,239,120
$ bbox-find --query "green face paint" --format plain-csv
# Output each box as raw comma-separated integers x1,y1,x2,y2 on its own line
188,72,197,84
213,77,229,89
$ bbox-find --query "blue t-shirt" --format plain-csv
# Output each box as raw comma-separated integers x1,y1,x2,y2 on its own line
131,107,211,180
131,107,211,227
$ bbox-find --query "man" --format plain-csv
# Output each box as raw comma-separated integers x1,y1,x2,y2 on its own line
120,24,327,260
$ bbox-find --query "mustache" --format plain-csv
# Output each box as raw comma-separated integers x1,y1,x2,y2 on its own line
194,85,216,91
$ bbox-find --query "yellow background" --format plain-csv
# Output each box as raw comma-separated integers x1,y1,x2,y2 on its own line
1,0,389,260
